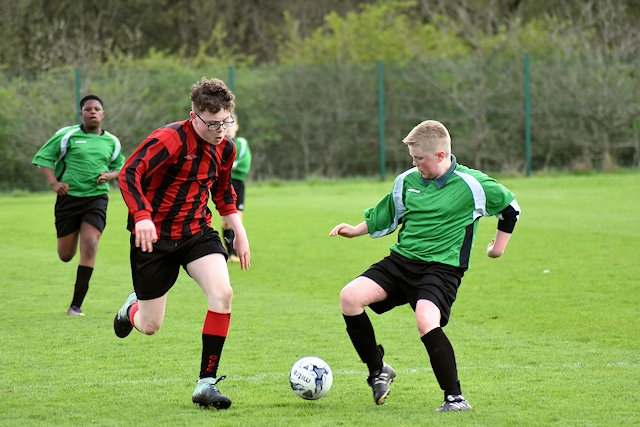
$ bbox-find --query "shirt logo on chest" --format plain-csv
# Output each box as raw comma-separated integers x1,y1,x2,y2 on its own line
185,154,198,160
407,188,421,194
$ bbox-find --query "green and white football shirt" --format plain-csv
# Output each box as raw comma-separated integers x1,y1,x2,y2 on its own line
364,156,519,269
33,125,124,197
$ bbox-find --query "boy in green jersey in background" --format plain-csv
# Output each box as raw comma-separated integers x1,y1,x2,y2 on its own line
330,120,520,411
33,94,124,316
221,112,252,262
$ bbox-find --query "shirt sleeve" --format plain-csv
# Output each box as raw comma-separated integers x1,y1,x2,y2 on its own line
118,130,173,223
482,178,521,233
107,133,125,172
497,201,521,233
32,129,66,168
233,138,252,175
364,173,408,238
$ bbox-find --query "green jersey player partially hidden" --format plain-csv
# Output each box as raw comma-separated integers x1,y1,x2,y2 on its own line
32,94,124,317
330,120,520,412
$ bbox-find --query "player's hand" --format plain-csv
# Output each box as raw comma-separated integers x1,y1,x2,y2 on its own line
487,238,503,258
134,219,158,253
51,181,69,196
330,223,356,238
487,230,511,258
233,231,250,270
96,172,109,184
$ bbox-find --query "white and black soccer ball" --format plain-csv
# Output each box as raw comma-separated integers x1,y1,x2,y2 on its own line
289,356,333,400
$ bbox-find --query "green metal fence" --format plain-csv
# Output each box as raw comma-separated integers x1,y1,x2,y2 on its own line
1,54,638,191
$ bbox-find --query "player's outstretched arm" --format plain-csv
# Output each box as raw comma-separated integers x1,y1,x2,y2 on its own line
329,221,368,238
487,230,511,258
222,212,250,270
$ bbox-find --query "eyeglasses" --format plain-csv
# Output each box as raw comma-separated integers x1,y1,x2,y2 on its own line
193,111,235,131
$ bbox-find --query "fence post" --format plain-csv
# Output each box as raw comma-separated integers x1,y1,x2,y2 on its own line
524,53,531,177
75,68,81,124
378,61,386,181
228,65,235,93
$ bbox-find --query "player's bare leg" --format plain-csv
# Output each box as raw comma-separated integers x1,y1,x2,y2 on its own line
188,254,233,409
340,277,396,405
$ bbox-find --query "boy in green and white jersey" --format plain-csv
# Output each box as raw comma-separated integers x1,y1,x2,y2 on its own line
33,94,124,316
220,112,252,262
330,120,520,412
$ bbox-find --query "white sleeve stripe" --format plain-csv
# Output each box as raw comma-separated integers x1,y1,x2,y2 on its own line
453,170,488,220
106,132,122,163
57,128,80,162
369,167,414,238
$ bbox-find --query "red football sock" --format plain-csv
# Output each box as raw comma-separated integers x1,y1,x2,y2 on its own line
129,301,139,328
203,310,230,336
200,311,231,378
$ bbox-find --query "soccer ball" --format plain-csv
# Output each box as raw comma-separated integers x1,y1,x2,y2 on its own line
289,356,333,400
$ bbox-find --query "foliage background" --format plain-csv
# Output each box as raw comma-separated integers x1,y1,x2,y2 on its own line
1,0,639,190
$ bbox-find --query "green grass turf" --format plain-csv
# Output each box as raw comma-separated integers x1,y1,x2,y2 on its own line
1,172,639,426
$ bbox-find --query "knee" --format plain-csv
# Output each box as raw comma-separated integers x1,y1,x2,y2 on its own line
223,285,233,302
207,285,233,312
416,306,441,336
417,322,439,337
137,319,162,335
219,286,233,311
339,286,360,314
339,287,350,307
58,250,75,263
134,312,163,335
80,240,99,259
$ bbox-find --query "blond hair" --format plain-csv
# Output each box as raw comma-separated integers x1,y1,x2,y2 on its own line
402,120,451,155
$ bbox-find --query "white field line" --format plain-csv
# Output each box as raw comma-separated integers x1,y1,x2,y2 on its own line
5,362,637,391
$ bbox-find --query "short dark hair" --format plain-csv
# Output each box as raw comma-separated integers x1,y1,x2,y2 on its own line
80,94,104,109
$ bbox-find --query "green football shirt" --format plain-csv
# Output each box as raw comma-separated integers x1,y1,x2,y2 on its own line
364,156,519,269
231,136,252,181
32,125,125,197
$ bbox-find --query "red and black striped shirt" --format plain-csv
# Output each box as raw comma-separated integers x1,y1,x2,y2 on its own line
119,120,237,240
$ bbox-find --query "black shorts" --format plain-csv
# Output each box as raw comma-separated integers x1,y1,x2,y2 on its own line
54,194,108,238
362,251,465,327
129,227,226,300
232,179,245,211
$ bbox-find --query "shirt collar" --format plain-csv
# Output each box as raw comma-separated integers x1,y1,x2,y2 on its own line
420,154,457,188
79,124,104,135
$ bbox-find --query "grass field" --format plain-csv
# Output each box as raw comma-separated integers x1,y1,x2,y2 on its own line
1,172,639,426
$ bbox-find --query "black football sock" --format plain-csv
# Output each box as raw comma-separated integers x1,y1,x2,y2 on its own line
222,228,235,255
200,310,230,379
343,312,383,374
70,265,93,308
200,334,226,379
421,327,462,398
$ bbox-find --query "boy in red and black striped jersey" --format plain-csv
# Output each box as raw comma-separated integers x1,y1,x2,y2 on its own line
113,78,250,410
